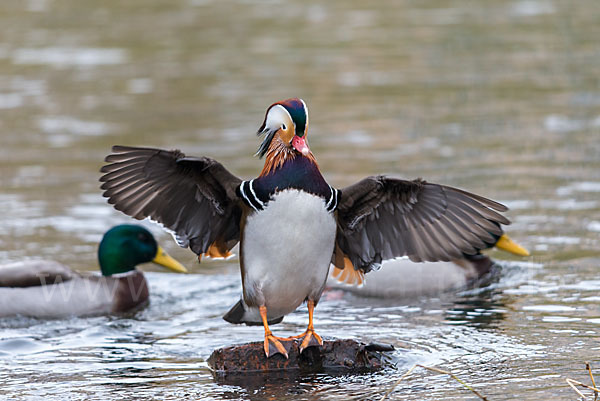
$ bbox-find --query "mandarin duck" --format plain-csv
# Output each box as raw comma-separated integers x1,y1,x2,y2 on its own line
0,225,187,318
99,98,527,358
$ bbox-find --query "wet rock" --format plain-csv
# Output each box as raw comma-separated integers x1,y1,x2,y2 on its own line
208,338,394,375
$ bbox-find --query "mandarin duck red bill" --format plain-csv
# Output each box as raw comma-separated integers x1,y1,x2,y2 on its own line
99,98,528,358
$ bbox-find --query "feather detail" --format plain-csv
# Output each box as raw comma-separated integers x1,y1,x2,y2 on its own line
199,239,235,261
331,258,365,286
331,244,365,286
259,133,318,177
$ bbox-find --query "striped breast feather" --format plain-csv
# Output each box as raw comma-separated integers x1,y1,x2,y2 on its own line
238,180,341,214
325,185,340,212
237,179,266,211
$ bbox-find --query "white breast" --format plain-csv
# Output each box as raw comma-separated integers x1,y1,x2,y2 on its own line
241,189,336,321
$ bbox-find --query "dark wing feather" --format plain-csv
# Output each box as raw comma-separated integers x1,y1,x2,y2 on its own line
335,175,509,272
100,145,242,255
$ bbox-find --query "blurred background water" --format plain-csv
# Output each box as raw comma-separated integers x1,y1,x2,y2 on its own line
0,0,599,399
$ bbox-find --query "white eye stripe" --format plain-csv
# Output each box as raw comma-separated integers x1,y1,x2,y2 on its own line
266,104,294,132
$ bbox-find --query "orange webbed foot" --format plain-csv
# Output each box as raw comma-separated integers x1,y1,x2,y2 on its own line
259,305,292,358
264,333,291,358
299,328,323,353
286,300,324,353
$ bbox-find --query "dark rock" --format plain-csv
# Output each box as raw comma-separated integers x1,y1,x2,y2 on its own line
207,338,394,376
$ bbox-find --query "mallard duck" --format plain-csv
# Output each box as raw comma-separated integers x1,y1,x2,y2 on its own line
100,98,528,358
328,241,527,298
0,225,187,318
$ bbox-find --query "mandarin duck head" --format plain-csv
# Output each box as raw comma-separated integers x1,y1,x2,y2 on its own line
256,98,310,159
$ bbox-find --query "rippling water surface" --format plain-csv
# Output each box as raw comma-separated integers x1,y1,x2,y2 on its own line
1,0,599,399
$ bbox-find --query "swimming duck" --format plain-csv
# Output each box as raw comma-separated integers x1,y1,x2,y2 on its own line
100,98,528,358
328,241,526,298
0,225,187,318
330,255,495,298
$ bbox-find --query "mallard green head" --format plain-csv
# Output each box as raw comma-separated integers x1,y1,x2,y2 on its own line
98,225,188,276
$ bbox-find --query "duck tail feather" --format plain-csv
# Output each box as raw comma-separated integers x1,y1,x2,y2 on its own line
223,299,284,326
223,299,247,324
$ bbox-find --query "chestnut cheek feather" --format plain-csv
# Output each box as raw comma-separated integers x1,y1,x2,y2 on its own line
279,127,294,144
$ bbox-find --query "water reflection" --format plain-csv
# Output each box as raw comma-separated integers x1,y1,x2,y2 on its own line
212,371,350,398
445,296,507,328
443,265,508,327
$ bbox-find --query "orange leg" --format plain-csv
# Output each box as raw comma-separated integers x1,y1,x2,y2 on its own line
285,300,323,352
260,306,291,358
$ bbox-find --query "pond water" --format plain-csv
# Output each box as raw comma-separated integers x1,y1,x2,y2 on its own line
1,0,599,399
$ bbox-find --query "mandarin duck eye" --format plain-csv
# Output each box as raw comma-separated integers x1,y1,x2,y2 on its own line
281,124,287,130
